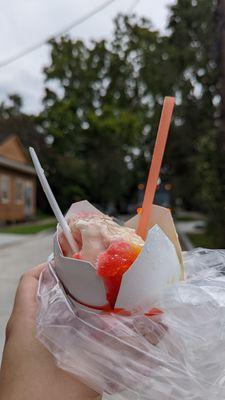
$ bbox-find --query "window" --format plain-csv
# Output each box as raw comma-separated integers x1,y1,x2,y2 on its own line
0,175,10,204
24,182,33,216
15,179,24,204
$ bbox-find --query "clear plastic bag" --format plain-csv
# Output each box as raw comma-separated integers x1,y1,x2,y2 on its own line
37,248,225,399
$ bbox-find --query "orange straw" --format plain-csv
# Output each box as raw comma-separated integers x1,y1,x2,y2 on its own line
136,96,175,239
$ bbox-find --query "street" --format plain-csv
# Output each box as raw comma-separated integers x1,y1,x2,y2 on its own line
0,232,53,360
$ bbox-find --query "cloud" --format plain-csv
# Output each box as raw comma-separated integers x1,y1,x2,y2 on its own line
0,0,175,114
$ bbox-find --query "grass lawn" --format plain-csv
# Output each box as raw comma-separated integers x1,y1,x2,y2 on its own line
0,221,56,235
188,232,216,249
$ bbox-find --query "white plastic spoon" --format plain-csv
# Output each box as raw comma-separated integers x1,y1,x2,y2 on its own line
29,147,78,253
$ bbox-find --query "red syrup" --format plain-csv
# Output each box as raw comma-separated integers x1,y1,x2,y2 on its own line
97,240,142,308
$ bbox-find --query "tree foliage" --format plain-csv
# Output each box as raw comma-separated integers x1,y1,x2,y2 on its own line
39,16,171,211
166,0,223,244
40,7,219,216
0,94,46,153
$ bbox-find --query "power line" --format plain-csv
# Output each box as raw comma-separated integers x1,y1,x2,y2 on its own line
0,0,116,70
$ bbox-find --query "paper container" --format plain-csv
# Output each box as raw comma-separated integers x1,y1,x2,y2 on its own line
54,200,183,312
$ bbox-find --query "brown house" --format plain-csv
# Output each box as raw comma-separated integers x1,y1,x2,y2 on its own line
0,135,36,222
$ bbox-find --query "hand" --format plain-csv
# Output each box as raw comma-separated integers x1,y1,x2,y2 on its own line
0,264,101,400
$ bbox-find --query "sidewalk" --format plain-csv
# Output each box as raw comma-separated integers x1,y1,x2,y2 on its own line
0,233,27,248
176,220,205,234
176,219,206,251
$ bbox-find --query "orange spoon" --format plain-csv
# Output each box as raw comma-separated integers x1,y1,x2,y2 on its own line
136,96,175,239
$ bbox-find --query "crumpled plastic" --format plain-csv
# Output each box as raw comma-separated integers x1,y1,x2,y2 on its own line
37,248,225,399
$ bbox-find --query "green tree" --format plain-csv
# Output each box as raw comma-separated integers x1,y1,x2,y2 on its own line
40,15,176,211
0,94,46,154
163,0,218,209
165,0,225,245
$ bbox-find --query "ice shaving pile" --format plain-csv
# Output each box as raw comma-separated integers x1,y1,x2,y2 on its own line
59,213,144,306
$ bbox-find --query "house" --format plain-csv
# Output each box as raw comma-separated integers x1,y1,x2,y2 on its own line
0,135,36,222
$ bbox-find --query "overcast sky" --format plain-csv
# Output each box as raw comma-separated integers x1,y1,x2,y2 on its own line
0,0,175,114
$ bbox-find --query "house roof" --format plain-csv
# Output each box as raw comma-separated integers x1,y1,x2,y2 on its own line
0,135,35,175
0,135,30,163
0,155,35,175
